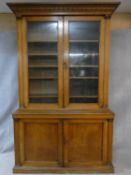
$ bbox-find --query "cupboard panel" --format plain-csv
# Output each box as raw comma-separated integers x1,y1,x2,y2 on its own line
64,120,108,167
19,119,63,167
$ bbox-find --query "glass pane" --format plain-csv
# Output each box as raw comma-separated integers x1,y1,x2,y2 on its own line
27,21,58,103
69,21,100,103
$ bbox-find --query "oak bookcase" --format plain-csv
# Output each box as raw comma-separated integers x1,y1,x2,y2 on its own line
8,2,119,173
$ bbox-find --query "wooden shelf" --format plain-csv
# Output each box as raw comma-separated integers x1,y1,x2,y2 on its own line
29,55,57,58
29,53,57,56
70,65,98,68
70,76,98,79
30,94,57,98
70,95,98,98
28,40,57,43
29,65,58,68
29,76,57,80
70,40,99,43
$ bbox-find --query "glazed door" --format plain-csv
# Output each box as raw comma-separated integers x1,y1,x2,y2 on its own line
63,17,105,109
23,17,63,109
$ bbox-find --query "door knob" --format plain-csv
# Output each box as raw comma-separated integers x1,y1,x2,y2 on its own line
64,60,68,69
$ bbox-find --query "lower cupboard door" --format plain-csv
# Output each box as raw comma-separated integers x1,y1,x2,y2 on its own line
63,119,108,167
17,119,63,167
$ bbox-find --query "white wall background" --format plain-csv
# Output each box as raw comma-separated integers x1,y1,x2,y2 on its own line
0,15,131,175
0,31,18,153
110,30,131,173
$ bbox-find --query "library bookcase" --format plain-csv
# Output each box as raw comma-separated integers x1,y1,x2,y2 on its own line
8,2,119,173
